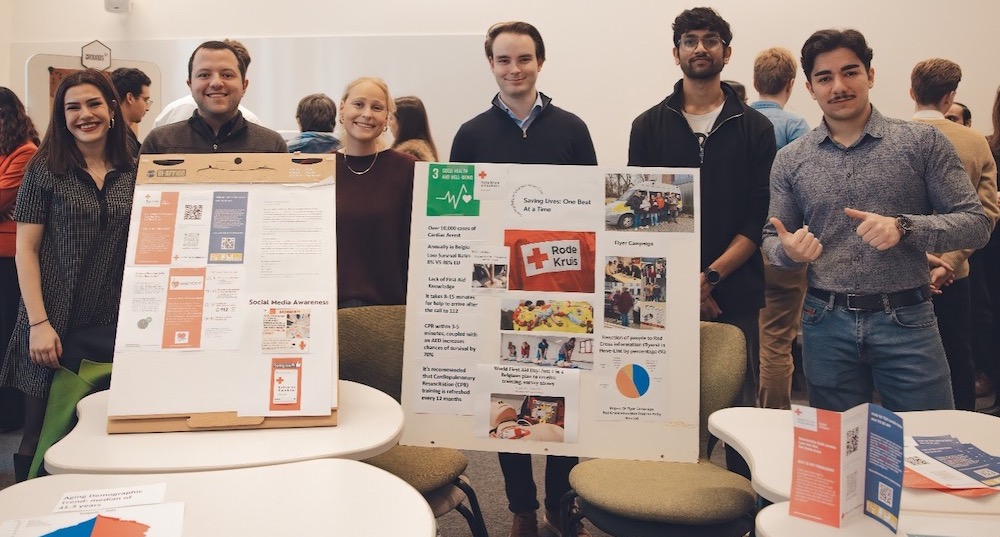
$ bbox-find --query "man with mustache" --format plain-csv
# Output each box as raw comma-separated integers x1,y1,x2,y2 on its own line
141,40,286,154
762,30,990,412
628,7,775,476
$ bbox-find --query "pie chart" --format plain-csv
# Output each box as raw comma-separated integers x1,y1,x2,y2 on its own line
615,364,650,398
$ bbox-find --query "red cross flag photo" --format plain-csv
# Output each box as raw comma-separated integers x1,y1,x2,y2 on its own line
504,230,597,293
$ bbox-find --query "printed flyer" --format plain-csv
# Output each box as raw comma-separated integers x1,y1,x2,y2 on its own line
401,163,702,462
790,403,904,532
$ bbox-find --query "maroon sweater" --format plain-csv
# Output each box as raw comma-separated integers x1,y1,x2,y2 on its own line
336,149,416,305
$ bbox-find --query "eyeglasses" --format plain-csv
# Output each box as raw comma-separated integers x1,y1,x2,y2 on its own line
678,36,726,51
142,96,153,106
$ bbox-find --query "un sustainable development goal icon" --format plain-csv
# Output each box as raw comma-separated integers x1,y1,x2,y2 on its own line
426,164,481,216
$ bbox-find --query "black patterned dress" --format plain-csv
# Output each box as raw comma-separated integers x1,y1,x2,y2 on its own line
0,157,135,398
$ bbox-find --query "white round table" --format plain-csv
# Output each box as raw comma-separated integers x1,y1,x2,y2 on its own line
708,407,1000,515
756,501,1000,537
45,380,403,474
0,459,435,537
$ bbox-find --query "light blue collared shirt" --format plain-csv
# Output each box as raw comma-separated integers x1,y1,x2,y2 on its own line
496,91,545,133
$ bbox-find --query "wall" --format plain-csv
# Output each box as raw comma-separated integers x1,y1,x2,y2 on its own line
5,0,999,164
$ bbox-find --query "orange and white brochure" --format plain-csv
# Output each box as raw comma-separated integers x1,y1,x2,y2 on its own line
270,357,302,411
161,267,205,349
133,191,180,265
790,404,904,532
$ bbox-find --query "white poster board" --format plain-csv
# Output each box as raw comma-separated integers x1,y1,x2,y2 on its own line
108,154,339,429
401,163,701,462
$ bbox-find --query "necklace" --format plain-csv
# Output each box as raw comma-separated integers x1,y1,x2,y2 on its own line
343,151,379,175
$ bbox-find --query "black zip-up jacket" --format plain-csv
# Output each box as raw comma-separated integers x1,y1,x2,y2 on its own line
628,80,776,313
450,93,597,165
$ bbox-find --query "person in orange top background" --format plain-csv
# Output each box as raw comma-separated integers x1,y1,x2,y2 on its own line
0,87,39,439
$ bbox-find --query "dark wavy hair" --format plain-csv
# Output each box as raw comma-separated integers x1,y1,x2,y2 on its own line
35,69,132,176
672,7,733,48
0,87,40,156
392,96,438,160
801,29,873,82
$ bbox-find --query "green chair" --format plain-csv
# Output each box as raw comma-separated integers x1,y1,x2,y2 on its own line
338,305,489,537
562,321,755,536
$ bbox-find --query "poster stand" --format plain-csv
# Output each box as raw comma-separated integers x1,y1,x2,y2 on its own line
107,154,339,433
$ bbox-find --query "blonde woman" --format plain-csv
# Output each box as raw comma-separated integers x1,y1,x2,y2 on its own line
336,77,416,307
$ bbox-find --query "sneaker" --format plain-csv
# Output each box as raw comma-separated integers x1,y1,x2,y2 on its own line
509,510,539,537
543,507,591,537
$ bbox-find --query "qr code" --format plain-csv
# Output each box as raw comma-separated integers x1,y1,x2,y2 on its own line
906,456,929,466
183,232,198,248
846,426,860,455
183,204,203,220
974,468,1000,478
221,237,236,250
877,482,893,506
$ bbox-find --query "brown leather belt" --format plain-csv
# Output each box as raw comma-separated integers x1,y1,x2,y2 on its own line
807,285,932,311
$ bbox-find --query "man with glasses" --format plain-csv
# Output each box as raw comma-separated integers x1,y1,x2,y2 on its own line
111,67,152,154
628,7,775,475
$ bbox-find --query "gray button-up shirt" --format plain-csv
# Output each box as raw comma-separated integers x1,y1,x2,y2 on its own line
762,106,990,294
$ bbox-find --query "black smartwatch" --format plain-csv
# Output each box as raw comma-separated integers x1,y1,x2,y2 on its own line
895,215,914,240
703,268,722,286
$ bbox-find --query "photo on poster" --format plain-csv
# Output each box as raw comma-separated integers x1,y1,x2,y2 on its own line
500,299,595,334
472,263,508,290
604,173,694,232
262,308,311,352
488,394,567,442
604,256,666,330
504,229,596,293
499,333,594,370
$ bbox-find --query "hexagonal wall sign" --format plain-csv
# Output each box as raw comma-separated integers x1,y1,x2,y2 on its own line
81,40,111,70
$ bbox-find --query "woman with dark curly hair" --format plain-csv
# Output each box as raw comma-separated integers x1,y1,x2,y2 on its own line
0,88,40,435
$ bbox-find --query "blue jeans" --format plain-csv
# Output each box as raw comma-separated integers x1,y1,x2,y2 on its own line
620,312,630,327
800,292,955,412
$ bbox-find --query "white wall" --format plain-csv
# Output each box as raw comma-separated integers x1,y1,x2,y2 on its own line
6,0,1000,165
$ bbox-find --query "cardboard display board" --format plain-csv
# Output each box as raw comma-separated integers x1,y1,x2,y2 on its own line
107,154,339,433
401,163,702,462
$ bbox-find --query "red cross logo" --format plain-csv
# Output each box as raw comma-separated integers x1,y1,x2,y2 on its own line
276,376,284,384
526,247,549,269
793,408,802,416
478,170,488,179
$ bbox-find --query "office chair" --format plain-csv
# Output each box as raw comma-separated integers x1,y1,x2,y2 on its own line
561,321,755,536
338,305,489,537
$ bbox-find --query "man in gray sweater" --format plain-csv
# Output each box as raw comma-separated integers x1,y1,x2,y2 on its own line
762,29,990,412
141,40,286,154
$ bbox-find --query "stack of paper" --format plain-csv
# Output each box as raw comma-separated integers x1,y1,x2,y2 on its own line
903,435,1000,498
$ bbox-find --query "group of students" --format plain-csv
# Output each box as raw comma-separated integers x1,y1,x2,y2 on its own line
2,6,1000,537
626,189,680,228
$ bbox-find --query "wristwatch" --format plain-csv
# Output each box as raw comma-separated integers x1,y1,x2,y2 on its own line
703,268,722,286
895,215,914,240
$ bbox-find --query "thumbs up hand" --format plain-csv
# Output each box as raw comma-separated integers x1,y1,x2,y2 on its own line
770,217,823,262
844,208,901,250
